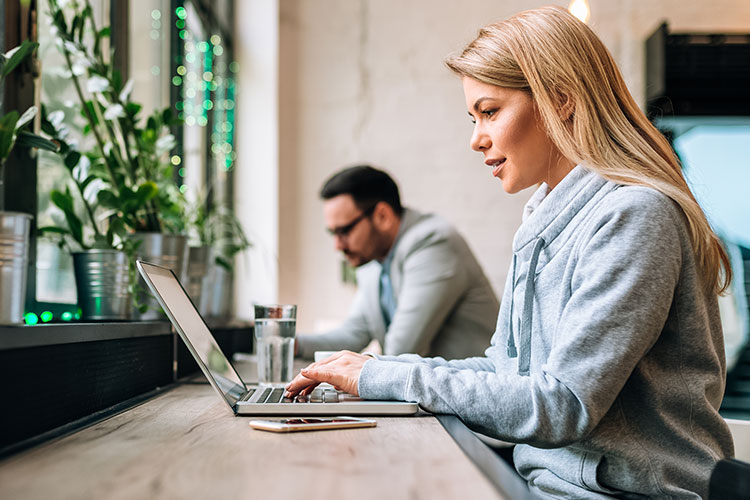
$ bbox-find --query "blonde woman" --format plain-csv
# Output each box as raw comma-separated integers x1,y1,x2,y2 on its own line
285,6,734,498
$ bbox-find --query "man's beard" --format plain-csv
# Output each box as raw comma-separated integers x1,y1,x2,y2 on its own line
343,228,390,267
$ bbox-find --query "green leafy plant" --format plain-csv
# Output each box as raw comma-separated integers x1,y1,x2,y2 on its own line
0,40,58,177
38,108,147,313
188,194,251,271
46,0,184,233
37,107,135,252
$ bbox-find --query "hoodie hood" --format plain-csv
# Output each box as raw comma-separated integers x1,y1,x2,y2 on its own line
506,165,618,374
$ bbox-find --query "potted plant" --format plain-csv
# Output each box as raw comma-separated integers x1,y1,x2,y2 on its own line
38,109,136,320
0,40,58,324
185,192,250,317
45,0,189,318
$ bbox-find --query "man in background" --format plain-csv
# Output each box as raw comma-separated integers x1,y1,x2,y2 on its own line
295,165,499,360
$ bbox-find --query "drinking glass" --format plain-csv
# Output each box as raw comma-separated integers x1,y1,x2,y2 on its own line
254,304,297,385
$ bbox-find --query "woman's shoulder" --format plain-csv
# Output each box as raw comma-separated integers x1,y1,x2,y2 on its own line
575,182,688,251
598,183,684,225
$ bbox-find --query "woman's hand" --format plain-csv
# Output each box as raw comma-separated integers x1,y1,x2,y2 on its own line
284,350,371,398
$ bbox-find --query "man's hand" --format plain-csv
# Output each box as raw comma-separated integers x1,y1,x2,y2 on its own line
284,350,371,398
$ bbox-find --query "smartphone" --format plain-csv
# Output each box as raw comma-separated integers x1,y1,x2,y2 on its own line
248,416,377,433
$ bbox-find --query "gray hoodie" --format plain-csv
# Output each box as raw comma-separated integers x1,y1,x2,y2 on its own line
358,165,734,499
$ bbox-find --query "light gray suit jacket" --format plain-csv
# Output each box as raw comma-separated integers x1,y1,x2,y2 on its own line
297,208,499,359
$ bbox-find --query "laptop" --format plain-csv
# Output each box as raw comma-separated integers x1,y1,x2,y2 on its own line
136,260,419,416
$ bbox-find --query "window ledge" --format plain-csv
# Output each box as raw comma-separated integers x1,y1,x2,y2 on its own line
0,321,172,350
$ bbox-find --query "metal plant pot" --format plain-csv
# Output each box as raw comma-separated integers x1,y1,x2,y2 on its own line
72,250,132,321
185,245,209,308
131,232,188,319
200,248,233,318
0,212,32,325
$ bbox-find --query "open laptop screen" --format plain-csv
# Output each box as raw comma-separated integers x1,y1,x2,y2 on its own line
137,261,246,408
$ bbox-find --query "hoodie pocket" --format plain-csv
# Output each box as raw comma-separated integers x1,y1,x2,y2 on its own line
581,452,620,495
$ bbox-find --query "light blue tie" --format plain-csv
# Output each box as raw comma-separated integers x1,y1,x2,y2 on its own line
379,257,396,328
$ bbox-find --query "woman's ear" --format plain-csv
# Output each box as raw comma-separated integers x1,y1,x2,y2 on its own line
558,92,575,121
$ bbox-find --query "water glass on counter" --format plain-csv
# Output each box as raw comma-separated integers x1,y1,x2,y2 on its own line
254,304,297,385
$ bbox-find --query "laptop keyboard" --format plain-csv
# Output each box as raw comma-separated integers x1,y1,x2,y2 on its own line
242,386,340,404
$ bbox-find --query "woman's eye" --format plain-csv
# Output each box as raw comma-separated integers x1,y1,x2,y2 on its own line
482,109,497,118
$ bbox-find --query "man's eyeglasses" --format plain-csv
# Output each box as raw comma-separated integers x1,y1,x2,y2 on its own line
327,205,376,238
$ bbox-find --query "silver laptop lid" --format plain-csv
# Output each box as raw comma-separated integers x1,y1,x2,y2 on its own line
136,260,246,411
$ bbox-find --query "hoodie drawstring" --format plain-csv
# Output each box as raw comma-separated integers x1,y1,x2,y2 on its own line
507,253,518,358
508,237,545,376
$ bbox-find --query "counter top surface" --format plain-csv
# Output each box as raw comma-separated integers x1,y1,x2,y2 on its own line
0,360,505,500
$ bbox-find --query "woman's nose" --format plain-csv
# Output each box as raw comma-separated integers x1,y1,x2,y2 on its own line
470,125,490,152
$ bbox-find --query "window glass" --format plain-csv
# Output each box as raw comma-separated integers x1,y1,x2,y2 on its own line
175,1,238,241
674,126,750,248
129,0,171,117
33,0,237,310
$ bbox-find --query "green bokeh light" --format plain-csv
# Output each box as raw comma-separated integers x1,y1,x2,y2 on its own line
61,311,73,321
40,311,54,323
176,6,187,19
24,312,39,325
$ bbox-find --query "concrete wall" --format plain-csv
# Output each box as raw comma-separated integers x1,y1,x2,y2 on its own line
235,0,750,331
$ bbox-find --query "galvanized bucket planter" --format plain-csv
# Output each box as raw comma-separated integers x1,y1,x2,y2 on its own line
185,245,209,308
200,248,233,318
72,250,132,321
131,233,188,320
0,212,32,325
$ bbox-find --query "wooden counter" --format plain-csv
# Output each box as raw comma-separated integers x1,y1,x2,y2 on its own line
0,359,509,500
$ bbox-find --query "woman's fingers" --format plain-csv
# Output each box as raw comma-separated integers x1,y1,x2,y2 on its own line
284,373,318,398
285,351,370,398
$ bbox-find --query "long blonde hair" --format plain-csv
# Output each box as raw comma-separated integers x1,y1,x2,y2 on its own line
446,5,731,294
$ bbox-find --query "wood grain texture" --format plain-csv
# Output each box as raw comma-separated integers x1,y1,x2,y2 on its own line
0,382,504,500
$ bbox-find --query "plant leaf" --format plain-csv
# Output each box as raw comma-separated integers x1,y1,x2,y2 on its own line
64,151,81,169
52,9,68,36
16,106,38,129
119,79,134,102
126,102,142,118
50,189,84,247
97,189,119,209
0,111,20,161
135,182,158,203
38,226,70,235
1,40,38,77
215,255,232,271
15,131,60,152
50,189,75,214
